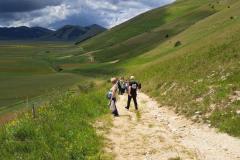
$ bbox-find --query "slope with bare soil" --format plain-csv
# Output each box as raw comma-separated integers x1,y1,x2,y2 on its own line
105,93,240,160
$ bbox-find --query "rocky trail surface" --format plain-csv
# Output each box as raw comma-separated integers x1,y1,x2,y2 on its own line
104,92,240,160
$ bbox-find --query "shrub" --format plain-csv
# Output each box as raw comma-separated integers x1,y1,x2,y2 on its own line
174,41,182,47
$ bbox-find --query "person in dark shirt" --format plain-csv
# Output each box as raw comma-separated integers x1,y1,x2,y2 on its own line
125,76,139,110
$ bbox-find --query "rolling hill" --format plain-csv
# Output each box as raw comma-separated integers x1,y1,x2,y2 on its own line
73,0,240,136
0,26,53,40
43,24,106,41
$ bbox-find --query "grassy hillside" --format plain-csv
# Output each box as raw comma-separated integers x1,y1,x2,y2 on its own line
0,40,112,159
77,0,238,62
129,0,240,136
0,84,111,159
73,0,240,136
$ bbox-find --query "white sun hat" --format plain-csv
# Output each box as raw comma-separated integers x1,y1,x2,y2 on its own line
130,76,135,80
110,77,117,83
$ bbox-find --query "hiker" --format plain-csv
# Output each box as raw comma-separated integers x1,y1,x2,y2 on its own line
108,77,119,117
117,77,125,95
125,76,139,110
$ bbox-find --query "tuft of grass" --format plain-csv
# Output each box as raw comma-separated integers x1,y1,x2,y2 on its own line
135,111,141,122
210,102,240,137
168,157,181,160
148,124,154,128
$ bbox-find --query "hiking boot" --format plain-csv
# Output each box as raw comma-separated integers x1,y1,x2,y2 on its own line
125,107,129,110
114,114,119,117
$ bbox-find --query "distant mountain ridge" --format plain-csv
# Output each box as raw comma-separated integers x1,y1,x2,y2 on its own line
0,24,106,41
42,24,106,41
0,26,53,40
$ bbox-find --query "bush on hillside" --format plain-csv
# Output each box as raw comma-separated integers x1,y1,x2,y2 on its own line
174,41,182,47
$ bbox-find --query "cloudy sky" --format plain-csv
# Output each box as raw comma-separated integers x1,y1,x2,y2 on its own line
0,0,175,29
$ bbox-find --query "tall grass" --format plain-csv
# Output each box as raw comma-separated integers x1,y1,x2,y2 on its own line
0,87,109,159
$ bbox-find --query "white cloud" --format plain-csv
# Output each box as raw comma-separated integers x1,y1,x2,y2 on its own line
10,4,72,27
0,0,175,28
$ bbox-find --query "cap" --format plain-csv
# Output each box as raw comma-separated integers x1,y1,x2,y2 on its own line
130,76,135,80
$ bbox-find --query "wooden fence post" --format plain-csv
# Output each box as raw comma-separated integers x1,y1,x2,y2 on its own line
26,96,29,108
32,104,36,118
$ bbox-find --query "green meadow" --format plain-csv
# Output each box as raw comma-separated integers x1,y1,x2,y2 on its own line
0,41,86,114
0,0,240,159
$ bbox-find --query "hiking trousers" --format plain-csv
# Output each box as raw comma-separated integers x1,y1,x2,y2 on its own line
126,95,138,110
110,98,119,116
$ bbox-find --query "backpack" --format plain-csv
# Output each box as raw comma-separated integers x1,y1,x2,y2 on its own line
120,81,125,89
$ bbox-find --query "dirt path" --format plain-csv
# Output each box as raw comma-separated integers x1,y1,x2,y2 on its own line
106,92,240,160
81,50,103,63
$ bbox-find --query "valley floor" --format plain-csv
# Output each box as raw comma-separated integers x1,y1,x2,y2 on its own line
105,93,240,160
